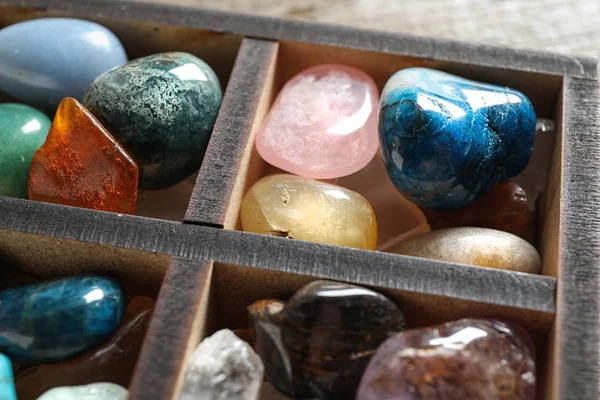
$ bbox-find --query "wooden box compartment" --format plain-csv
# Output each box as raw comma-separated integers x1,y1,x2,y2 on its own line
0,1,599,399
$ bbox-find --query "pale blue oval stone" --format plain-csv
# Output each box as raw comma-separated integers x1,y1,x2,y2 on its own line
0,354,16,400
0,18,127,112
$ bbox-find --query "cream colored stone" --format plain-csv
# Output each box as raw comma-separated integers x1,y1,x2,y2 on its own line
389,227,541,273
241,174,377,250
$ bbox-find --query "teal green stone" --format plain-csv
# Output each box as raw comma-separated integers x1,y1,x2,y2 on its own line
0,104,51,198
0,354,16,400
0,275,125,364
83,52,222,189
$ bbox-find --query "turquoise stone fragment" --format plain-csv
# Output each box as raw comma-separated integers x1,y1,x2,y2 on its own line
0,18,127,112
0,276,124,363
0,354,16,400
0,103,51,198
83,52,223,189
379,68,536,210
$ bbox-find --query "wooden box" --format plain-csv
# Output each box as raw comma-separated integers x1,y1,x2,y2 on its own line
0,1,599,399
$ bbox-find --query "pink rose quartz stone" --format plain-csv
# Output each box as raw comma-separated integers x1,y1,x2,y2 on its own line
256,64,380,179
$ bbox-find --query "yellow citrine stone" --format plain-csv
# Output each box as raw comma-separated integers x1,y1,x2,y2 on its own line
240,174,377,250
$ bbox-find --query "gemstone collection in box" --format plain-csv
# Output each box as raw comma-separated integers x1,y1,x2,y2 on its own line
0,1,599,399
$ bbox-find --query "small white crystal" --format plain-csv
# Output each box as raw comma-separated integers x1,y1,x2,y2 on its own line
180,329,264,400
36,382,128,400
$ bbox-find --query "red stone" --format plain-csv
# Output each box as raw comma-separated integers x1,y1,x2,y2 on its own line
28,97,138,213
423,182,534,242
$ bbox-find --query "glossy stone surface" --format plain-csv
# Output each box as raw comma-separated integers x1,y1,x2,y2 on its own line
15,298,153,399
248,280,406,399
0,275,124,363
380,68,536,210
357,318,536,400
423,182,534,242
0,18,127,112
0,103,51,198
37,383,128,400
390,227,541,273
28,98,139,213
180,329,264,400
256,64,379,179
84,52,222,189
0,354,16,400
241,174,377,249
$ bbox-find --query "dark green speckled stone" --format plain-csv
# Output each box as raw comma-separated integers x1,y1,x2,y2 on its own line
83,52,222,189
0,275,124,364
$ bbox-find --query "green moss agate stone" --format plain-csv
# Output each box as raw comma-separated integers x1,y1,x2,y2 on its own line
0,275,124,363
83,52,222,189
0,103,51,198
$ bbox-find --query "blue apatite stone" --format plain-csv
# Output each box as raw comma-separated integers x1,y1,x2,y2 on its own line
379,68,536,210
0,354,16,400
0,18,127,112
83,52,223,189
0,275,124,363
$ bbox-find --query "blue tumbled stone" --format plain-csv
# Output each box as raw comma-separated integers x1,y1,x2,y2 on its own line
0,275,124,363
379,68,536,210
0,18,127,112
0,354,16,400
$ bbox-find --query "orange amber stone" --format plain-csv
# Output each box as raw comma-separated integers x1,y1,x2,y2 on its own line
28,97,138,213
423,182,534,242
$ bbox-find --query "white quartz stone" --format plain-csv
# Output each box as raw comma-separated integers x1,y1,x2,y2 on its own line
36,383,128,400
180,329,264,400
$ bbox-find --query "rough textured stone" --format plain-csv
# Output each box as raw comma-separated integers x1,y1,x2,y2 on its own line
423,182,534,242
15,297,153,399
28,97,139,213
37,383,128,400
0,18,127,112
256,64,379,179
0,103,51,198
357,318,536,400
248,280,406,399
180,329,264,400
389,227,541,273
0,275,124,363
241,174,377,249
379,68,536,210
83,52,222,189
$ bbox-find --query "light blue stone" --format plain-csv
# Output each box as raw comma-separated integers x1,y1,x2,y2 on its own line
0,354,16,400
0,275,125,364
0,18,127,112
379,68,536,210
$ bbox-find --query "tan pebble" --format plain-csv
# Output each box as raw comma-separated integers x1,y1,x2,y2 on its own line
389,227,541,273
241,174,377,250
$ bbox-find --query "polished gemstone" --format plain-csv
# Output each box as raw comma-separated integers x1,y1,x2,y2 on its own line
180,329,264,400
15,298,153,399
0,275,124,363
84,52,222,189
0,103,51,198
390,227,541,273
241,174,377,249
28,97,139,213
248,280,406,399
380,68,536,210
0,354,16,400
423,182,534,242
37,383,128,400
0,18,127,112
357,318,536,400
256,64,379,179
